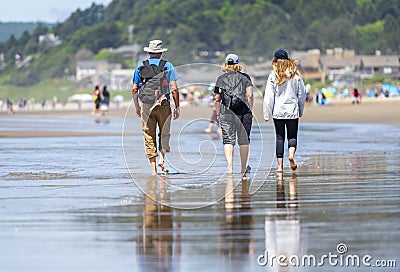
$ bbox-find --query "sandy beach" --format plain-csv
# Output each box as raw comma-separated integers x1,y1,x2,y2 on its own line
1,95,399,272
1,97,399,138
1,110,399,271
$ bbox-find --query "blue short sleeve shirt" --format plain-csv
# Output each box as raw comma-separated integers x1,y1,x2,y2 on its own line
133,57,178,94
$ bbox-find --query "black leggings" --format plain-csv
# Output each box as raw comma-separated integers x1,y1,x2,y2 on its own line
273,119,299,158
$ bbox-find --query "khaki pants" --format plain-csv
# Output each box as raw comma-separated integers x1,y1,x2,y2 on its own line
141,100,172,159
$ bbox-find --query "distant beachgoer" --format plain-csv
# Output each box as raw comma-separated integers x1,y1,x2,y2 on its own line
351,88,361,104
314,89,320,105
6,98,14,115
132,40,180,175
214,53,254,176
320,92,327,105
263,49,306,173
383,89,389,98
373,87,378,97
180,88,189,101
93,85,101,113
52,96,57,109
305,92,313,104
204,107,222,135
204,94,222,135
100,85,110,113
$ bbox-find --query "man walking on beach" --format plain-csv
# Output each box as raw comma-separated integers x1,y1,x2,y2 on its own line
132,40,180,175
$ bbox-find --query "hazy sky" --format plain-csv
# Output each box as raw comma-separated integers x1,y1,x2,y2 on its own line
0,0,113,23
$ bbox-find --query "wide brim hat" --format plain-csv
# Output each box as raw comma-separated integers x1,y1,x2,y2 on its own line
144,39,168,53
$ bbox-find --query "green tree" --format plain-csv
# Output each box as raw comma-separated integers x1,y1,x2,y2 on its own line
353,20,385,54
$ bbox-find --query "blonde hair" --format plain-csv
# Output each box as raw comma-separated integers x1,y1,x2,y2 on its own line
221,63,243,72
272,59,300,85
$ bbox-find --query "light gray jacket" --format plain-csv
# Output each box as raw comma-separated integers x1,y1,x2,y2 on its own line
263,70,306,120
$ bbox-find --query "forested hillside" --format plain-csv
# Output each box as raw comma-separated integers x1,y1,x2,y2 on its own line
0,0,399,86
0,22,53,42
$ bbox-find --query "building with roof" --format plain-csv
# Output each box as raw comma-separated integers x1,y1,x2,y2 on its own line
292,49,325,82
76,60,121,87
358,55,400,79
320,48,361,82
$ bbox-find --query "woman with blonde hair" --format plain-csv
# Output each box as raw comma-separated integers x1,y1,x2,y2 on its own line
263,49,306,173
214,53,254,176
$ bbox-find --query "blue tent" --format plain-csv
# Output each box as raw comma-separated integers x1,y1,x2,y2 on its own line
367,89,376,97
381,83,400,97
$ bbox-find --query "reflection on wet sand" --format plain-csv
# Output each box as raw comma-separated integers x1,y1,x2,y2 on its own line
2,120,400,272
136,176,181,272
260,173,303,271
217,176,255,271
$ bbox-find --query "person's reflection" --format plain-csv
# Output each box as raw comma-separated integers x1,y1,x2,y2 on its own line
218,176,254,271
263,173,301,271
136,176,181,272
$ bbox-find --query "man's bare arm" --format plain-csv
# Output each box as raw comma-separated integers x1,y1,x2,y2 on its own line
170,80,180,119
132,83,141,117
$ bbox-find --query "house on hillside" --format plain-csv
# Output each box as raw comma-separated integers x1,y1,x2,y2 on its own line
245,62,272,88
76,60,108,81
110,69,132,90
320,48,361,82
113,44,142,65
76,60,121,87
358,55,400,79
38,33,61,47
292,49,324,82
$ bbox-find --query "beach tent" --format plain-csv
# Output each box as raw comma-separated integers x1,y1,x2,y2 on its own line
68,94,93,103
381,83,400,97
321,88,335,98
112,95,125,103
367,89,376,97
328,87,337,96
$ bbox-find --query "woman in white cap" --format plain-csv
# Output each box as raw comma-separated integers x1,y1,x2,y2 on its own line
214,53,254,176
263,49,306,173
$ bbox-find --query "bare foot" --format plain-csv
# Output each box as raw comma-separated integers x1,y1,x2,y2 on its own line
241,165,251,177
289,157,297,171
276,158,283,173
246,165,251,173
158,163,169,173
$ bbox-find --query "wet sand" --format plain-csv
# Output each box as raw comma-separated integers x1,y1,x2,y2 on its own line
0,130,120,138
1,98,399,271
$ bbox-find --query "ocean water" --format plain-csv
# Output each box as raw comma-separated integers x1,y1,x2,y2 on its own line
0,114,399,271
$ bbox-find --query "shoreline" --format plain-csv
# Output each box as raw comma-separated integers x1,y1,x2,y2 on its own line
1,97,399,138
0,130,121,138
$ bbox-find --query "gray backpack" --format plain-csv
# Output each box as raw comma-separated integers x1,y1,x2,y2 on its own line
138,59,168,104
219,72,248,111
